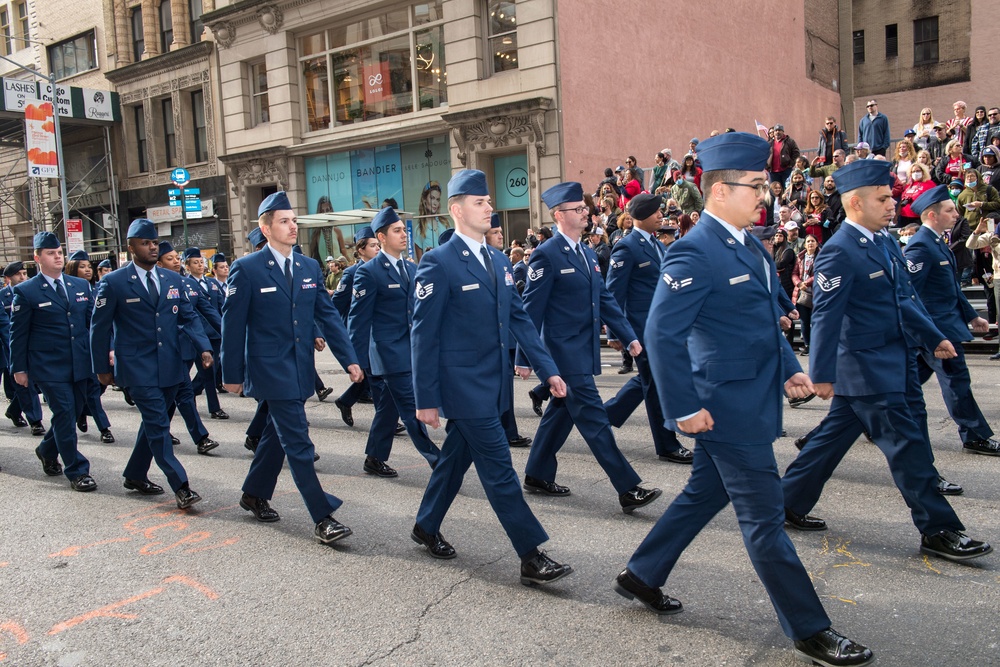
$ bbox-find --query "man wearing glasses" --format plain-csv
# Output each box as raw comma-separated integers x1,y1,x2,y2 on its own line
970,108,1000,161
858,99,890,156
817,116,847,164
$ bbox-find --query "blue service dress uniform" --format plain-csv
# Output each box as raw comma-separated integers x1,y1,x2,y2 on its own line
348,251,439,467
781,221,966,537
10,274,94,480
90,264,211,491
332,260,377,408
516,229,643,494
164,274,216,444
74,280,113,434
221,246,360,523
411,237,560,557
602,227,684,457
1,283,43,425
629,212,832,641
189,273,224,413
903,224,994,445
207,274,227,388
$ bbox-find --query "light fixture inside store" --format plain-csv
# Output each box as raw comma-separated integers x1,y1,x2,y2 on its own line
502,36,513,45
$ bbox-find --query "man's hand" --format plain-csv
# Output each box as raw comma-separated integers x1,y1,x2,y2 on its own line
547,375,567,398
98,373,115,387
109,351,115,366
784,372,815,399
515,366,531,380
13,371,28,388
200,351,214,368
676,409,713,434
347,364,364,383
813,382,835,399
607,339,622,351
314,338,326,352
223,383,243,394
627,340,642,357
934,340,957,359
968,201,983,210
970,317,989,335
779,315,792,331
787,309,800,321
417,408,440,429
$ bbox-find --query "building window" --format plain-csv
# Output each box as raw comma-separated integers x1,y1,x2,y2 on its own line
189,0,203,43
131,8,144,61
885,24,897,59
298,0,446,132
852,30,865,64
0,9,12,57
486,0,517,74
135,106,148,173
160,0,173,53
15,1,27,44
250,61,269,125
914,16,939,65
162,98,176,168
192,89,207,162
48,31,98,80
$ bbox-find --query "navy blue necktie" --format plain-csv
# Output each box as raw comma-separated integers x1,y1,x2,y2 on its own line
481,247,496,286
397,259,409,289
146,273,159,301
284,258,293,290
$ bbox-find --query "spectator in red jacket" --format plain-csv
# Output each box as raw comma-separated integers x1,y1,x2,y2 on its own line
896,162,935,227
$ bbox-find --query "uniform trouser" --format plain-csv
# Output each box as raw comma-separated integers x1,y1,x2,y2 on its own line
336,374,371,406
604,351,682,456
524,374,641,494
314,369,325,393
627,441,832,641
366,372,439,466
6,370,42,423
246,399,269,439
782,391,964,536
242,398,340,523
36,379,90,480
531,381,551,403
76,376,111,431
499,348,520,440
416,417,548,558
123,383,189,492
166,371,209,443
189,344,221,413
915,344,993,444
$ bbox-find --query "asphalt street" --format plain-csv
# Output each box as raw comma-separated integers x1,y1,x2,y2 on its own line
1,348,998,666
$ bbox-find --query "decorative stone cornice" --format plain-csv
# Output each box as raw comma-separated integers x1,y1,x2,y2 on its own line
256,4,283,34
441,97,552,166
204,0,313,48
220,146,289,195
105,41,214,85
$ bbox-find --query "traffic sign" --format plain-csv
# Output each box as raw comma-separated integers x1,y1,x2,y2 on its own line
168,187,199,196
170,167,190,186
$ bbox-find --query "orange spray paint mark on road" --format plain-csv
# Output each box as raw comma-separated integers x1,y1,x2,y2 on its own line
48,538,133,558
0,621,29,661
184,537,240,554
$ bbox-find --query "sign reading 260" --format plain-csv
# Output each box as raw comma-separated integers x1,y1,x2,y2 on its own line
506,167,528,198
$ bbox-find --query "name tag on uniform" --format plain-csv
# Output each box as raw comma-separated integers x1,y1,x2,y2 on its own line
38,301,52,308
388,283,401,289
261,287,277,293
638,261,651,268
939,260,950,266
869,270,884,279
126,298,141,304
462,283,479,291
729,274,750,285
560,268,575,274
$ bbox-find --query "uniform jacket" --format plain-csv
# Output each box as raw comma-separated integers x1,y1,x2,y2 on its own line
221,247,358,401
903,225,979,342
332,261,362,322
646,213,798,444
179,274,222,360
411,237,558,420
810,222,944,396
606,229,664,344
91,263,210,389
348,252,416,376
516,230,636,375
10,273,94,383
0,287,7,369
202,275,226,311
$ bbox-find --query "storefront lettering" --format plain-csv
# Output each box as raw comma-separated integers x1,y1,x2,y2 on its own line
356,164,398,178
312,172,347,183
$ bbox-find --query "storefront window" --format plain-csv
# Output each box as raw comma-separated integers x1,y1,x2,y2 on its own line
300,0,446,132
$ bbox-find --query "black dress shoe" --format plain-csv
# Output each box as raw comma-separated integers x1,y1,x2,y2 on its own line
788,393,816,408
5,410,27,427
334,399,354,427
76,415,88,433
508,436,532,447
245,436,259,453
30,421,45,436
122,387,135,406
528,389,544,417
937,476,963,496
658,446,693,464
170,434,181,445
794,628,874,667
175,485,202,509
196,436,220,455
920,530,993,562
100,429,115,443
394,422,406,435
616,364,633,374
963,438,1000,456
785,508,828,531
35,447,62,476
216,384,229,394
124,478,165,495
210,409,229,420
316,386,333,402
240,494,280,522
613,568,683,615
364,456,398,478
70,475,97,492
523,475,571,496
314,452,320,462
794,435,809,451
619,486,662,514
315,514,352,544
411,522,457,559
520,551,573,586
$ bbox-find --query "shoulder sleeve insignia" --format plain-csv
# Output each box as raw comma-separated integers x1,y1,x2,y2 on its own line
225,286,237,297
816,272,842,292
527,266,544,281
906,259,923,273
334,281,346,293
353,288,366,299
662,272,693,291
610,259,624,270
415,282,434,300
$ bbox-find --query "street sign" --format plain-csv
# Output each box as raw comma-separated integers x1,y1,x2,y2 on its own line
170,167,190,186
168,188,199,196
66,219,84,253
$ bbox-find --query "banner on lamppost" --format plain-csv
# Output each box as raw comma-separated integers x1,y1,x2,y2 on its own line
66,219,84,253
24,99,58,178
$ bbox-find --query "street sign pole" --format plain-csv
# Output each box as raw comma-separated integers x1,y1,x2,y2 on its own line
170,167,191,248
180,184,188,248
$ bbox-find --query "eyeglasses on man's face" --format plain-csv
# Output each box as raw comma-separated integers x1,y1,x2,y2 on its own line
723,182,769,196
558,206,589,215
